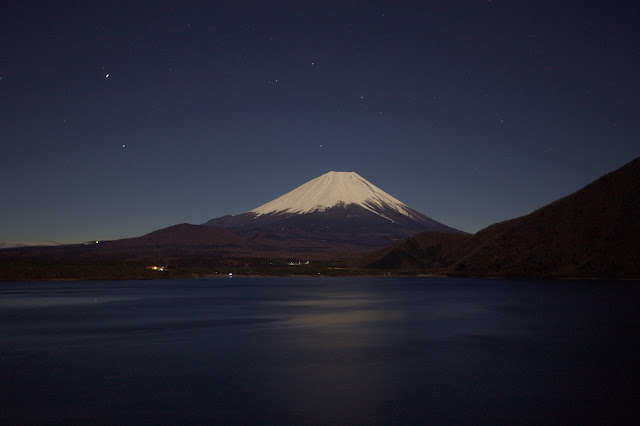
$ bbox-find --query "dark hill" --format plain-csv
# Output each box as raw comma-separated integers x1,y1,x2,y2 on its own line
365,156,640,279
450,157,640,278
0,224,247,281
362,232,470,271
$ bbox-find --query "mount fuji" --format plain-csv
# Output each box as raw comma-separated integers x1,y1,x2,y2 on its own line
204,171,463,252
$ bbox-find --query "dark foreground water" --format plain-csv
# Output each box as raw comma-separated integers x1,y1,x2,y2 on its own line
1,277,639,424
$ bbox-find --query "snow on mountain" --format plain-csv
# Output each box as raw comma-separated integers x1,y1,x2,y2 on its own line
203,170,464,248
250,171,421,222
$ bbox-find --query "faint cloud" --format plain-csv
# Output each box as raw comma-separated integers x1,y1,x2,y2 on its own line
0,240,80,249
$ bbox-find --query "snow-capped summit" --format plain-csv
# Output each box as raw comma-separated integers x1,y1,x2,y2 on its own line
250,171,419,222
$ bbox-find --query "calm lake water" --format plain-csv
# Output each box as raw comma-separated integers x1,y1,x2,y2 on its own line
1,276,639,424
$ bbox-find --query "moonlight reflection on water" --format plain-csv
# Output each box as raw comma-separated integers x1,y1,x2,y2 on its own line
1,277,638,424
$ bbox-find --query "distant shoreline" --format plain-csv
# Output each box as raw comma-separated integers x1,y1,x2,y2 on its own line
2,272,639,283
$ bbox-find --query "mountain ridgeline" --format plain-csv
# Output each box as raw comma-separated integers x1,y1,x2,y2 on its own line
365,156,640,278
2,160,639,280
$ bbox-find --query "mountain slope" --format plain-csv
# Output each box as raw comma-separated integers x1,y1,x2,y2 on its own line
108,224,244,249
365,157,640,278
204,171,463,251
449,157,640,278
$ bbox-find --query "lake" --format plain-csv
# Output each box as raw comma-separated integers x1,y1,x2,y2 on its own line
1,276,639,424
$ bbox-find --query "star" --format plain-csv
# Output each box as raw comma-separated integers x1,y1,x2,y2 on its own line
105,74,110,78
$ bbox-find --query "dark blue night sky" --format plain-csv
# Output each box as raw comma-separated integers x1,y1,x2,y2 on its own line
1,1,639,244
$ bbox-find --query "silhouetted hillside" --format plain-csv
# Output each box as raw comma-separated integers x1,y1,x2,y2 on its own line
362,232,470,271
449,157,640,278
365,156,640,279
